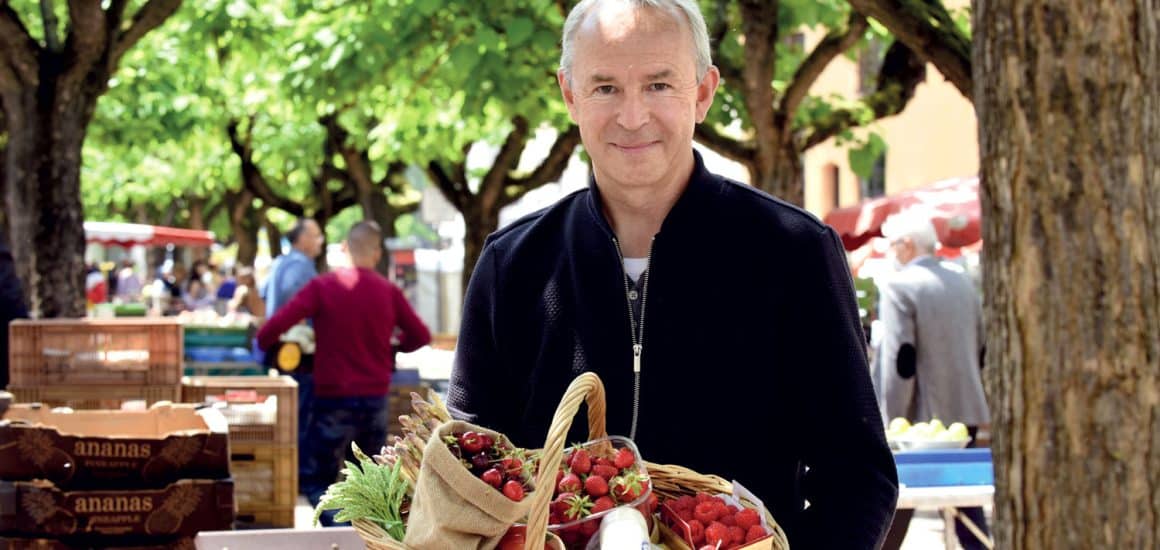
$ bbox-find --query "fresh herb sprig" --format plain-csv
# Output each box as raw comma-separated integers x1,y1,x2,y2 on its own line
314,442,409,540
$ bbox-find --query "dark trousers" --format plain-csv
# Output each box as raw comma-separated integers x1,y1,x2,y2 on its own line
293,370,314,493
882,427,991,550
301,395,390,527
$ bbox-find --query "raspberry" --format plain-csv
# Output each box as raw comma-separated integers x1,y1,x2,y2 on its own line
693,501,720,523
704,522,730,547
695,492,716,504
745,524,768,543
735,508,761,530
728,526,745,544
719,513,737,527
677,507,695,522
687,519,705,545
676,495,697,511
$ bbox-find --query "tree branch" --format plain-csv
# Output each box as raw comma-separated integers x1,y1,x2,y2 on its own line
501,125,581,209
63,0,108,90
110,0,182,67
226,118,304,216
480,116,531,209
0,5,42,89
693,124,756,165
779,13,868,118
846,0,972,100
427,161,469,212
39,0,61,52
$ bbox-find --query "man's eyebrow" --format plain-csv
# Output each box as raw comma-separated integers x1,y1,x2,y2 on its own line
645,69,674,80
588,74,617,84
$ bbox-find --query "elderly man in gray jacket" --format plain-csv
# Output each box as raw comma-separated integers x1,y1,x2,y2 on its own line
872,210,990,550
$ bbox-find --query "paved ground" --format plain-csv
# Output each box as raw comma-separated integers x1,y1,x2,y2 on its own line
292,497,990,549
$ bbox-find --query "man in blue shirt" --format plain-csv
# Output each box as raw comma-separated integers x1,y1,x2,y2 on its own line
261,217,324,493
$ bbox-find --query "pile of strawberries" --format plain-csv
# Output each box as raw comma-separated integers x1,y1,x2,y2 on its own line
547,444,658,545
662,493,771,549
445,430,532,502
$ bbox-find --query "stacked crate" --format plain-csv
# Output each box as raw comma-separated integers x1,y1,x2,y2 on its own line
0,403,234,548
180,375,297,528
7,319,183,409
182,325,263,377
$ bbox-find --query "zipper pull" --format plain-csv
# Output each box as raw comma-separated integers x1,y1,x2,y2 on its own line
632,344,642,373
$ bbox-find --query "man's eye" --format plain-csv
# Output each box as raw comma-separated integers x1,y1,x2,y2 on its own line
594,85,616,95
647,82,672,91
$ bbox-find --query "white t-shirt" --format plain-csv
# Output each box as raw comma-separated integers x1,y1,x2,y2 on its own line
623,257,648,283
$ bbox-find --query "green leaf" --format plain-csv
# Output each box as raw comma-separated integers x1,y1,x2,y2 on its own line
506,16,534,47
848,132,887,179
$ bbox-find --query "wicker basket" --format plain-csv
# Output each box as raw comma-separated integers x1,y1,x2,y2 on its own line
353,372,789,550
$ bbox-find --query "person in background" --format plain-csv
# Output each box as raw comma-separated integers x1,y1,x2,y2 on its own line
257,221,430,525
873,211,990,550
260,217,325,490
447,1,897,547
188,259,217,298
0,233,28,389
114,259,143,302
228,266,265,325
84,263,108,307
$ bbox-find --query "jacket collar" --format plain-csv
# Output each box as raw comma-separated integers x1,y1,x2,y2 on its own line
583,149,720,239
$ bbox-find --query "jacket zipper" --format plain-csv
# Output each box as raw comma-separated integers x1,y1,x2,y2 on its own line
612,236,653,441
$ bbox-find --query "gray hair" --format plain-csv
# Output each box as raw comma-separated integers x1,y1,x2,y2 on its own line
882,210,940,253
560,0,712,84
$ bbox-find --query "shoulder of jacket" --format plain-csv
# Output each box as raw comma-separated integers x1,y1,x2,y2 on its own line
708,174,835,244
484,188,589,250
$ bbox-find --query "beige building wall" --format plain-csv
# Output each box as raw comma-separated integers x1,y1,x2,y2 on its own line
800,18,977,219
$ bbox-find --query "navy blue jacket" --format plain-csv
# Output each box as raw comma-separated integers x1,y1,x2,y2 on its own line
448,152,898,548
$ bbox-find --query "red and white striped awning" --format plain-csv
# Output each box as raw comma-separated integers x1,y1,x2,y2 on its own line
84,221,215,248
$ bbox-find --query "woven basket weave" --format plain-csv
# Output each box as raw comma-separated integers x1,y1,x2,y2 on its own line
353,372,789,549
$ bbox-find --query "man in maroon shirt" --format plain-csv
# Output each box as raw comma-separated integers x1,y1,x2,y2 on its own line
258,221,431,525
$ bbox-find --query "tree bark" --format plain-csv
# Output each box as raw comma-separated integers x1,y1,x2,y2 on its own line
0,0,182,318
226,188,259,267
975,1,1160,547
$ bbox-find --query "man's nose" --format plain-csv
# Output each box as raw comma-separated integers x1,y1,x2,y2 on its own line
616,91,650,131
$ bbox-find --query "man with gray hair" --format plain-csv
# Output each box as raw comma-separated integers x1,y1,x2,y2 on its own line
449,0,898,546
875,210,990,549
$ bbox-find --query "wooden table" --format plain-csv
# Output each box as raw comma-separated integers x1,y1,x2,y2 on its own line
897,484,994,549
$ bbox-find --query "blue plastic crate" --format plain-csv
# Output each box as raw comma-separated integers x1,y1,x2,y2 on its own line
895,448,993,487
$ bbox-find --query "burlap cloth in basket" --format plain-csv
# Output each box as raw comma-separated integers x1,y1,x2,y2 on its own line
402,420,534,550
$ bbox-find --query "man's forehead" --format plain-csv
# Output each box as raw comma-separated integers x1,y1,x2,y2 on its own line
576,2,685,46
581,65,682,84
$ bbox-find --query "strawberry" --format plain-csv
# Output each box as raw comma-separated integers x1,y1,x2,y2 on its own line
584,475,609,497
735,508,761,530
611,471,647,502
704,522,730,548
591,496,616,515
613,447,635,469
594,457,616,468
728,526,745,544
480,468,503,488
459,431,485,454
644,492,659,514
502,480,525,501
581,519,600,536
568,449,592,475
687,519,705,545
553,492,576,517
592,464,620,480
564,494,593,521
693,501,719,523
556,468,566,487
558,472,582,493
745,525,768,543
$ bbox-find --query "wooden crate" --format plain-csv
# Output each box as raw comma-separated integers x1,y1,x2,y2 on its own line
0,536,196,549
229,442,297,528
0,403,230,490
8,385,181,411
8,319,183,387
180,375,297,446
233,506,296,530
0,479,234,538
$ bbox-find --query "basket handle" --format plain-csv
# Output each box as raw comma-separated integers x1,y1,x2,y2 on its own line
524,372,608,549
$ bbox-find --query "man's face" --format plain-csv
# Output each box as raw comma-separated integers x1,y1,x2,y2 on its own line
296,220,324,259
558,4,718,193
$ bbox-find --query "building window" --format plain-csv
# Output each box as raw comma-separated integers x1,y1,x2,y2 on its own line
822,164,840,210
861,153,887,198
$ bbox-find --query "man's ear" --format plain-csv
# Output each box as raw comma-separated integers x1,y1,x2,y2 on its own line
694,65,720,123
558,69,579,121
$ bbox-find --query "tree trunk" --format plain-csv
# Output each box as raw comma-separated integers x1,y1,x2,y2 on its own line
461,206,497,295
227,189,259,267
2,88,94,318
264,216,282,260
975,1,1160,548
747,142,804,206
